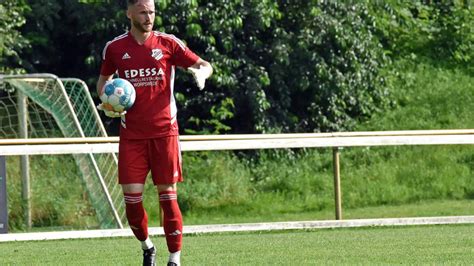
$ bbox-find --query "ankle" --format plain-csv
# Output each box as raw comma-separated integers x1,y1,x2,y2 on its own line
141,237,154,250
169,250,181,265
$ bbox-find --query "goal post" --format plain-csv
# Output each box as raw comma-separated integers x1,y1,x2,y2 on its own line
0,74,125,229
0,155,7,233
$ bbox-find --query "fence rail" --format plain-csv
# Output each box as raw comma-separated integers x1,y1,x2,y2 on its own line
1,129,474,155
1,129,473,223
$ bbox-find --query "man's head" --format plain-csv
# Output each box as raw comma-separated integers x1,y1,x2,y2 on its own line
127,0,155,33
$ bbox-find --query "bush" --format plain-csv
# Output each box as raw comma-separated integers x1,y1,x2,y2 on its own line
270,2,393,132
370,1,474,68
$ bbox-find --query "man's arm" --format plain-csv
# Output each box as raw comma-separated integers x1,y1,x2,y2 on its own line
96,74,125,118
96,74,114,96
188,58,213,90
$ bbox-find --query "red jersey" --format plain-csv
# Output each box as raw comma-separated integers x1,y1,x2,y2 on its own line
100,31,199,139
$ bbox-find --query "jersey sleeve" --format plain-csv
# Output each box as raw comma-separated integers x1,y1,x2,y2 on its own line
100,41,117,76
169,35,200,68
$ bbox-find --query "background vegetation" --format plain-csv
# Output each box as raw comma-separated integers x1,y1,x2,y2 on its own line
2,1,472,134
1,1,472,230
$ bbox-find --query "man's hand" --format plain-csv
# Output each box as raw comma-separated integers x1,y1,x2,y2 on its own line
188,67,206,90
97,103,126,118
188,60,212,90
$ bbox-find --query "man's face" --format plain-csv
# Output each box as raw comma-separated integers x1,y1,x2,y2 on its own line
127,0,155,33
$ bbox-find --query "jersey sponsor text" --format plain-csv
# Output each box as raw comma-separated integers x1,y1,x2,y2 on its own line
124,67,164,79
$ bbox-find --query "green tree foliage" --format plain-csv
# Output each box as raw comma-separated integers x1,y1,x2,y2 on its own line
370,0,474,67
19,0,128,84
431,2,474,66
268,1,392,132
0,0,30,73
160,1,282,134
162,1,392,133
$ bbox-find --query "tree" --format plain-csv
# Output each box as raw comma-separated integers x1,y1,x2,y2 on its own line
369,0,474,68
167,1,393,133
270,1,392,132
0,0,30,73
16,1,400,135
19,0,128,84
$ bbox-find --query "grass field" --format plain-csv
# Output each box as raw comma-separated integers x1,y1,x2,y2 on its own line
176,199,474,226
0,224,472,265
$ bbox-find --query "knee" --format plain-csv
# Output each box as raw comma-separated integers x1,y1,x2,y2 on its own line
157,183,177,192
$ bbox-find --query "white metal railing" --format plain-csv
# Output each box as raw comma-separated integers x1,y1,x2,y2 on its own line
0,129,473,221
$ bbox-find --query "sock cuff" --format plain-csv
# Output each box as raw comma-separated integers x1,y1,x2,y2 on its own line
169,250,181,264
141,237,154,250
124,192,143,204
159,191,177,202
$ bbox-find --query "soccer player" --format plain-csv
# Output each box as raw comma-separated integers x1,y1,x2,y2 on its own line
96,0,212,265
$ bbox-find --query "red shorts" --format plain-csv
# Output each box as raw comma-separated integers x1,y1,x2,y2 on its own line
118,136,183,185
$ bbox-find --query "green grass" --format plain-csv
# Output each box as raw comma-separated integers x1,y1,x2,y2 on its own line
359,61,474,131
163,199,474,226
0,224,472,265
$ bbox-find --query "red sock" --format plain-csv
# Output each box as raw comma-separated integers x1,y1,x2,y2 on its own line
159,191,183,253
124,192,148,241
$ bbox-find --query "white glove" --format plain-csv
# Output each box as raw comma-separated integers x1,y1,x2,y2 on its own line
97,103,126,118
188,66,211,90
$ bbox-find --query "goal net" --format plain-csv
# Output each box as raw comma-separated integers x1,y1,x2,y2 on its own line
0,73,125,229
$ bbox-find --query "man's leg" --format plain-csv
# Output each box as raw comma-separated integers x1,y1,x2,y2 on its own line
119,138,155,265
122,184,151,244
157,184,182,266
150,136,183,265
122,183,156,265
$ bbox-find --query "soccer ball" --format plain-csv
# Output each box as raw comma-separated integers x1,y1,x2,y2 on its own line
99,78,136,112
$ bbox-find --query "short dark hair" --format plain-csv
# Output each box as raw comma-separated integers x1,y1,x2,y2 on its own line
127,0,138,6
126,0,154,8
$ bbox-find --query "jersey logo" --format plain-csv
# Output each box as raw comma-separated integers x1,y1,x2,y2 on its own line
122,53,131,60
151,49,163,61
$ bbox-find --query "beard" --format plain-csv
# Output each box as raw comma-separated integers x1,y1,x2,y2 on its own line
132,19,153,33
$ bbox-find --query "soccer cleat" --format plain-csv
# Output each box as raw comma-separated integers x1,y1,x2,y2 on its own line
167,262,178,266
143,247,156,266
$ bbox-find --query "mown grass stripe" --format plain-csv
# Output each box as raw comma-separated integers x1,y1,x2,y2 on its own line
1,215,473,242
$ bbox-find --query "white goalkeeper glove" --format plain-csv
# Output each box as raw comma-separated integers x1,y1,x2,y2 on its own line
97,103,126,118
188,66,212,90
